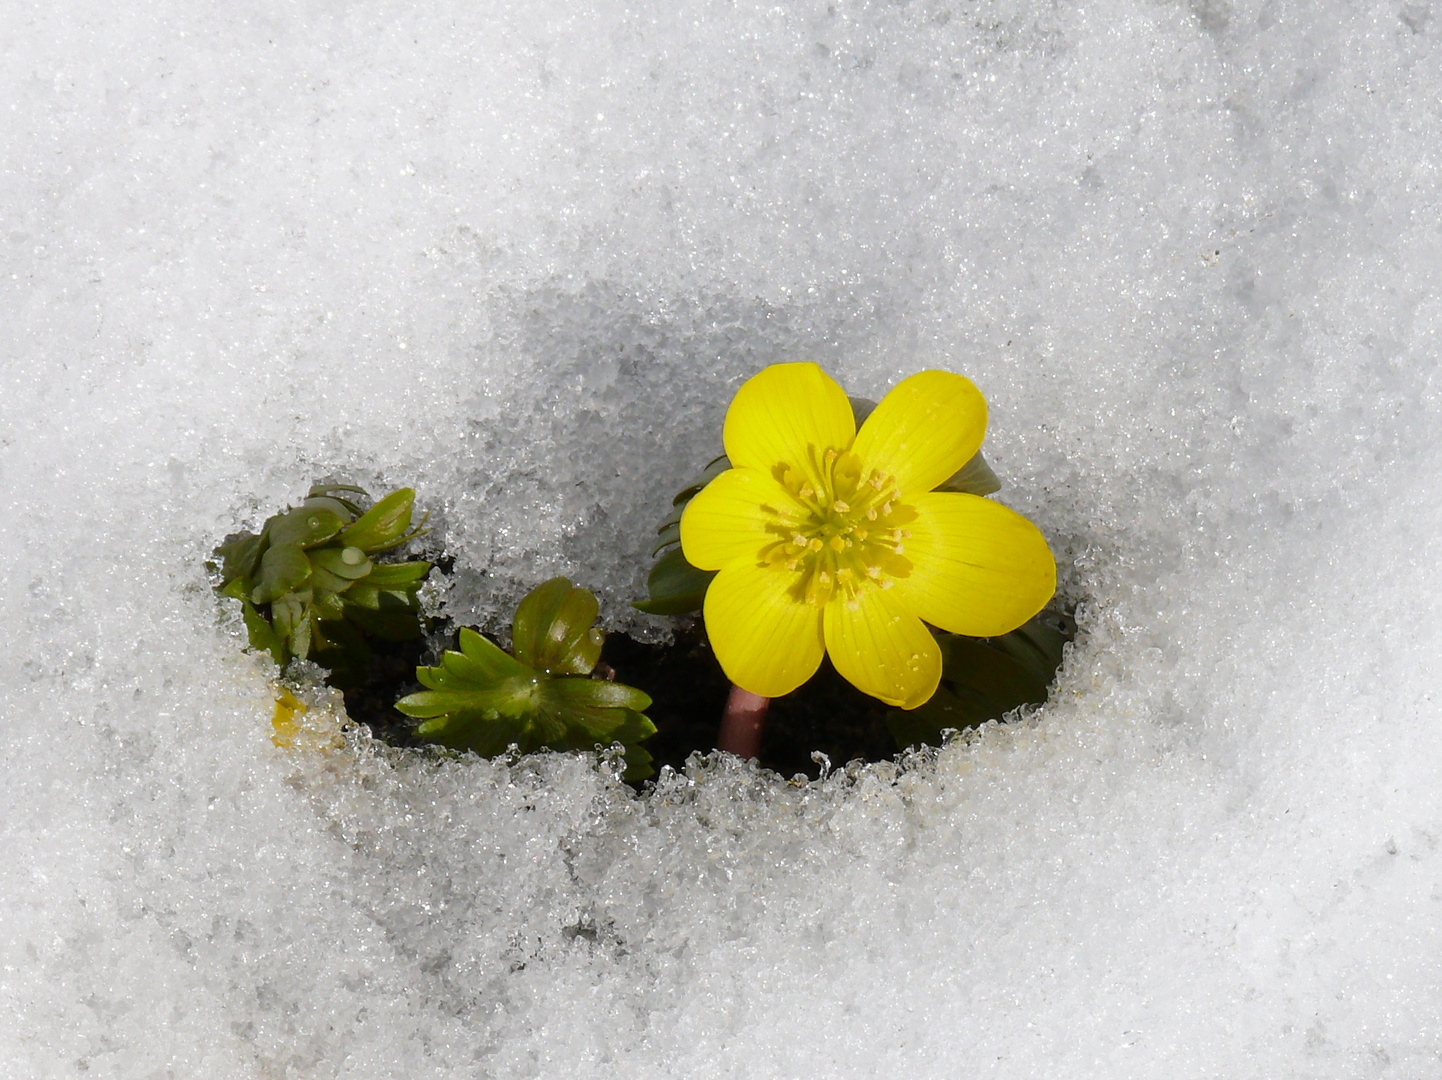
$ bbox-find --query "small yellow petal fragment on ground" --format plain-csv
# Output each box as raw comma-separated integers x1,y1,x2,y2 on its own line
271,688,308,748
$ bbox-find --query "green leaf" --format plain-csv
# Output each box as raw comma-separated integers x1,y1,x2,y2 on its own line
307,563,358,596
652,521,681,555
935,450,1002,497
309,545,374,581
341,591,424,640
340,488,415,552
252,543,313,604
619,741,654,782
544,677,652,714
633,546,716,615
216,531,265,588
240,599,286,664
300,495,361,521
671,454,731,505
267,506,345,550
451,627,533,685
511,577,604,675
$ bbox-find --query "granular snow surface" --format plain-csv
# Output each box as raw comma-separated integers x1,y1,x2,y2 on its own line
2,0,1441,1076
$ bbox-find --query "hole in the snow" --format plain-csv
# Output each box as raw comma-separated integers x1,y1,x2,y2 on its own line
343,603,1076,783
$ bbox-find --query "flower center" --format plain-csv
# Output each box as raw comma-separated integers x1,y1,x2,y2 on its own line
762,447,915,608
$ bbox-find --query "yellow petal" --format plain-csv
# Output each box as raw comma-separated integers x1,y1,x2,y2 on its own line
723,363,856,481
680,467,796,572
704,562,825,698
851,370,987,496
893,491,1055,638
823,587,942,709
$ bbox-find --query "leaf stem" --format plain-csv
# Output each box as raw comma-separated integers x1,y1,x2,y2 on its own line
717,685,770,759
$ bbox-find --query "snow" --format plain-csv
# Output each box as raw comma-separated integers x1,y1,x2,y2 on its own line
3,0,1441,1075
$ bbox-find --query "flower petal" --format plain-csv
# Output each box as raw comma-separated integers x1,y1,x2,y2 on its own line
680,467,796,572
851,370,987,496
823,587,942,709
723,363,857,481
704,562,825,698
893,491,1056,638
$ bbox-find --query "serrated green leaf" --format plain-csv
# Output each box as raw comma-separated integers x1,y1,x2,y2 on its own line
460,626,530,679
544,677,651,714
340,488,415,551
633,546,716,615
652,521,681,555
252,543,312,604
620,742,654,782
364,561,431,587
512,578,603,675
268,506,345,550
403,618,655,780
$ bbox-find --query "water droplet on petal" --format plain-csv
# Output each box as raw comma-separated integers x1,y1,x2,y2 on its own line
341,546,366,565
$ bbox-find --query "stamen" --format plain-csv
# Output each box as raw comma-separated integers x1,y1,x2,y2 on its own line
828,536,846,553
831,499,850,514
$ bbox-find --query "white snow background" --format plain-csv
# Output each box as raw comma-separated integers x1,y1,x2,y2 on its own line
3,0,1441,1076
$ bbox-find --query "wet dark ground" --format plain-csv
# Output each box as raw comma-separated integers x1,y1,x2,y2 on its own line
601,623,898,780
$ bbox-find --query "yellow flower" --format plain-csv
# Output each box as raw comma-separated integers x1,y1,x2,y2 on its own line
680,363,1055,709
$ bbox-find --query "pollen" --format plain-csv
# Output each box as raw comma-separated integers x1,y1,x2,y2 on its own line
761,442,916,608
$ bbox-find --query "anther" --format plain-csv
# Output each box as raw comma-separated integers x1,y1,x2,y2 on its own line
828,536,846,553
831,499,850,514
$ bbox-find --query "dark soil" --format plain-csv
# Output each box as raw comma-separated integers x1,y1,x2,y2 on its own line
601,623,896,780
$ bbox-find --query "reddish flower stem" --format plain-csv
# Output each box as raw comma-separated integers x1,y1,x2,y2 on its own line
717,685,771,759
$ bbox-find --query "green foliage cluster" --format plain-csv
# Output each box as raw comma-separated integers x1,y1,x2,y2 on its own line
215,485,431,683
397,578,656,780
